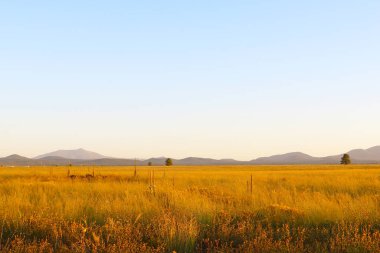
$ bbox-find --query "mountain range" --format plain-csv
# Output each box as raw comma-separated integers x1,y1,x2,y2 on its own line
34,148,108,160
1,146,380,166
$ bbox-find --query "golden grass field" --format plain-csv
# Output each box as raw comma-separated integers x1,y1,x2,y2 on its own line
0,165,379,252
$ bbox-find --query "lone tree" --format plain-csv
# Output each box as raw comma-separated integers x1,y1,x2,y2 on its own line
165,158,173,166
148,162,152,166
340,154,351,165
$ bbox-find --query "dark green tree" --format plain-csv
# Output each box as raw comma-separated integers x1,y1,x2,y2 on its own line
165,158,173,166
148,162,152,166
340,154,351,165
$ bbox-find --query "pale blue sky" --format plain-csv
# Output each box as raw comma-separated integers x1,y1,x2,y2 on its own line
1,1,379,159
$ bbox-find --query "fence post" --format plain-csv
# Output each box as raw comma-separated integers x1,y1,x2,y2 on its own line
250,174,253,195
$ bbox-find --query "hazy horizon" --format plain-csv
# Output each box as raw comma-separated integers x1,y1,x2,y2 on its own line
1,1,379,160
2,145,380,161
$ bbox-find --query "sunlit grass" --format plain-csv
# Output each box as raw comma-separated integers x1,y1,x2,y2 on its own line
0,165,379,252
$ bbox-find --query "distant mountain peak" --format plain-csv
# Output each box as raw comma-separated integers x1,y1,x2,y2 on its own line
34,148,109,160
366,146,380,152
4,154,30,160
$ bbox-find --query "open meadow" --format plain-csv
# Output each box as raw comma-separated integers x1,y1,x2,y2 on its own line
0,165,379,252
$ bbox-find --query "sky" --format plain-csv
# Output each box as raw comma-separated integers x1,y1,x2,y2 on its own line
1,1,380,160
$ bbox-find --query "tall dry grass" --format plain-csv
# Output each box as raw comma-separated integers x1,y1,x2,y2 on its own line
0,165,379,252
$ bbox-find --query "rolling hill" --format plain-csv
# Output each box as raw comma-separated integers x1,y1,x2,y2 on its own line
35,148,109,160
1,146,380,166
